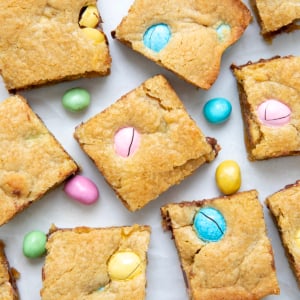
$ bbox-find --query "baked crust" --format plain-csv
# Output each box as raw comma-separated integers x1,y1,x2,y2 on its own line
161,190,280,300
0,95,78,226
112,0,251,89
74,75,220,211
231,55,300,161
0,241,19,300
0,0,111,92
251,0,300,36
41,224,151,300
266,180,300,287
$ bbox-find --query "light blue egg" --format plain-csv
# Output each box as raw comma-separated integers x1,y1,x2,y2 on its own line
193,207,226,242
203,97,232,124
143,23,171,52
216,23,231,41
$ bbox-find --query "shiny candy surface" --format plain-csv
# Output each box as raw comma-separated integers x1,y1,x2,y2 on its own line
203,97,232,124
257,99,291,126
81,28,105,44
114,127,141,157
216,23,231,41
108,251,143,280
62,88,91,112
215,160,241,195
79,6,100,28
23,231,47,258
64,175,99,205
143,23,171,52
193,207,226,242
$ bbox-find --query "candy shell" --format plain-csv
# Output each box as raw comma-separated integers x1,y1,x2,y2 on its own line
23,230,47,258
79,5,100,28
64,175,99,205
107,251,143,280
193,207,226,242
143,23,171,52
203,97,232,124
114,127,141,157
216,23,231,41
81,28,105,44
257,99,291,126
62,88,91,112
215,160,241,195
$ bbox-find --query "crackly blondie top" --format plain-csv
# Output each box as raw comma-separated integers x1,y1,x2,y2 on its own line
231,55,300,161
161,190,280,300
41,225,151,300
252,0,300,36
0,0,111,92
266,180,300,287
112,0,251,89
74,75,220,211
0,95,78,226
0,241,19,300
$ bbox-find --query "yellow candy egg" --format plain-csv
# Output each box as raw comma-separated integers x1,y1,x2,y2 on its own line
79,6,100,28
81,28,105,44
107,251,143,281
215,160,241,195
295,229,300,248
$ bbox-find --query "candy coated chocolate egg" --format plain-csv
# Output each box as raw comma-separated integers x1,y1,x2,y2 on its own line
108,251,143,280
62,88,90,112
79,6,100,28
64,175,99,205
216,23,231,41
257,99,291,126
81,28,105,44
114,127,141,157
215,160,241,195
143,23,171,52
203,97,232,124
193,207,226,242
23,230,47,258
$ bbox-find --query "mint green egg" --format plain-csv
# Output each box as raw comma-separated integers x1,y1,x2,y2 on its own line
23,230,46,258
62,88,91,112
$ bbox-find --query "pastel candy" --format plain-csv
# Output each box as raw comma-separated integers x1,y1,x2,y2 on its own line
203,97,232,124
193,207,226,242
215,160,241,195
79,5,100,28
216,23,231,41
257,99,291,126
23,230,47,258
143,23,171,52
81,28,105,44
114,127,141,157
64,175,99,205
62,88,91,112
107,251,143,280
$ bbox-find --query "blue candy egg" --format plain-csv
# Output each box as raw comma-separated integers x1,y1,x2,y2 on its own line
143,23,171,52
203,97,232,124
216,23,231,41
193,207,226,242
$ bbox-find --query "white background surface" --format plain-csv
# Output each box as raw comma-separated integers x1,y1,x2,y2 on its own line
0,1,300,299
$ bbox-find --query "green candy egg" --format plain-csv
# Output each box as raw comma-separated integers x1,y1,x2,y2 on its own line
62,88,91,112
23,230,46,258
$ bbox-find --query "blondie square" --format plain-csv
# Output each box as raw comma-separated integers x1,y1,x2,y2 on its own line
112,0,251,89
0,0,111,92
252,0,300,36
266,180,300,287
231,55,300,161
74,75,220,211
161,190,280,300
0,95,78,226
41,225,151,300
0,241,19,300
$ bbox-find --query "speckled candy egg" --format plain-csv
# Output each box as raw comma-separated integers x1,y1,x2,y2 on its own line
203,97,232,124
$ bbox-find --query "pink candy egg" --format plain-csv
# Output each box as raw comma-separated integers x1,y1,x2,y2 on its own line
114,127,141,157
257,99,291,126
64,175,99,205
